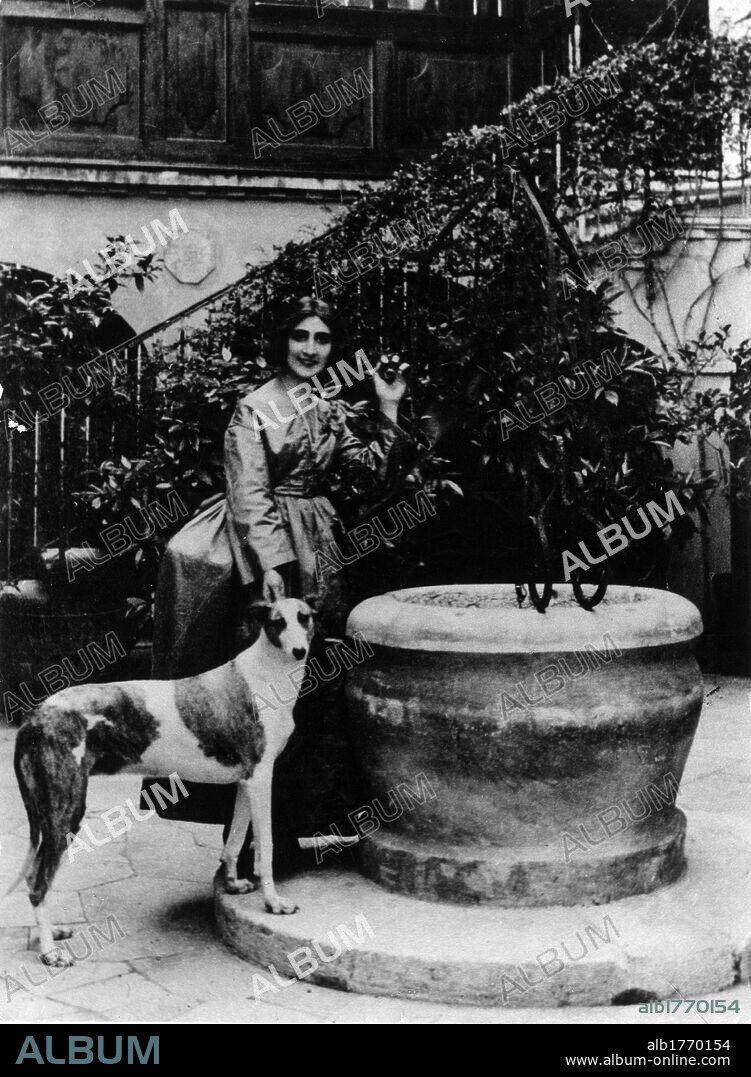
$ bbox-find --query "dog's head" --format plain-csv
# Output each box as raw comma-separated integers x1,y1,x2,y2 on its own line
250,597,317,661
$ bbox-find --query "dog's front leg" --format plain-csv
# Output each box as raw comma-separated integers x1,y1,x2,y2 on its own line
220,781,256,895
35,898,75,968
249,764,298,915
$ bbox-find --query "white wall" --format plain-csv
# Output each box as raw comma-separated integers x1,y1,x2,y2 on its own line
609,217,747,614
710,0,751,36
0,187,348,337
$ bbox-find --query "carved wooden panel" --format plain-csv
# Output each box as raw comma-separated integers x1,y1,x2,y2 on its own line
388,0,472,11
165,7,227,141
397,49,510,147
254,0,474,9
250,40,374,150
0,0,528,172
2,22,139,138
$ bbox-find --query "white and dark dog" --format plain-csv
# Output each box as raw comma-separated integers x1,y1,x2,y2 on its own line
11,598,315,967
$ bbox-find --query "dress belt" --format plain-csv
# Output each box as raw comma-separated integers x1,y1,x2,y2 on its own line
274,485,328,498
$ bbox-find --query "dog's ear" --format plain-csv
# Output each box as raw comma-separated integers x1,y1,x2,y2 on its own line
303,594,320,614
248,600,272,621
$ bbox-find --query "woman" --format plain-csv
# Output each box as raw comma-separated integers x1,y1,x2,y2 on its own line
142,296,409,863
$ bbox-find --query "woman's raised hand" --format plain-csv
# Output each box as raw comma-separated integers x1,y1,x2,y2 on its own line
262,569,286,603
372,354,409,408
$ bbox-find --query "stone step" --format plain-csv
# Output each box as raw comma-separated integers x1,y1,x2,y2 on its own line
215,811,751,1008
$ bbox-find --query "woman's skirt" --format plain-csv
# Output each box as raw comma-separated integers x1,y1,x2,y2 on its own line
151,496,238,681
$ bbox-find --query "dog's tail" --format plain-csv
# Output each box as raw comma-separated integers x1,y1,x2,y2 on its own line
12,718,87,907
6,722,42,897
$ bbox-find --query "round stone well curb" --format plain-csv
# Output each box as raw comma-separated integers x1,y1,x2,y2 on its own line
215,813,751,1007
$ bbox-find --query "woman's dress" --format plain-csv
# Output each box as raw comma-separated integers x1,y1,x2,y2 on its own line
143,375,407,841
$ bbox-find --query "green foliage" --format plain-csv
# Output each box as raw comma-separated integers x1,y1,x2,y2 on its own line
0,244,162,580
0,241,159,403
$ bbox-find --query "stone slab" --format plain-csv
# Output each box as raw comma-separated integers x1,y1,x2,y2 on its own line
215,812,751,1008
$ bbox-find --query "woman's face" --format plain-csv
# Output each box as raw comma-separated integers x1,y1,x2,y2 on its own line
285,316,332,381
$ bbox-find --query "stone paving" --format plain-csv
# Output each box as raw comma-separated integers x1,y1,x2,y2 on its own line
0,675,748,1025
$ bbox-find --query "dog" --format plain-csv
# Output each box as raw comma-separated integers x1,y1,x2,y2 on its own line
10,598,315,967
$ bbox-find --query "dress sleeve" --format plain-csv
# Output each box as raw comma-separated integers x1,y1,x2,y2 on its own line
224,402,296,573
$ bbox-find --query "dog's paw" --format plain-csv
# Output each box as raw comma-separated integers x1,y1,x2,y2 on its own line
52,927,73,941
224,877,257,895
41,947,74,968
265,899,299,915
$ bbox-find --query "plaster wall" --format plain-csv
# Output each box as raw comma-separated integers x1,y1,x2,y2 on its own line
710,0,751,35
609,218,750,618
0,187,347,336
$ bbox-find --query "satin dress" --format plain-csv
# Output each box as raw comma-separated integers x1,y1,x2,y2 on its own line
143,375,407,835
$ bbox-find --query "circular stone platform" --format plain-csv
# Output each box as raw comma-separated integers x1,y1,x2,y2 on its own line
215,812,751,1007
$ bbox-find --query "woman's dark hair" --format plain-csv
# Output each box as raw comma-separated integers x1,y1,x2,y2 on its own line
267,295,351,372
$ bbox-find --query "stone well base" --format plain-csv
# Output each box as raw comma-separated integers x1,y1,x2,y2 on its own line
358,809,687,907
215,812,751,1007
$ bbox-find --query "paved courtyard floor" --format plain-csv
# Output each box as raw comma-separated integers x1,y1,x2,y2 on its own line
0,675,749,1025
